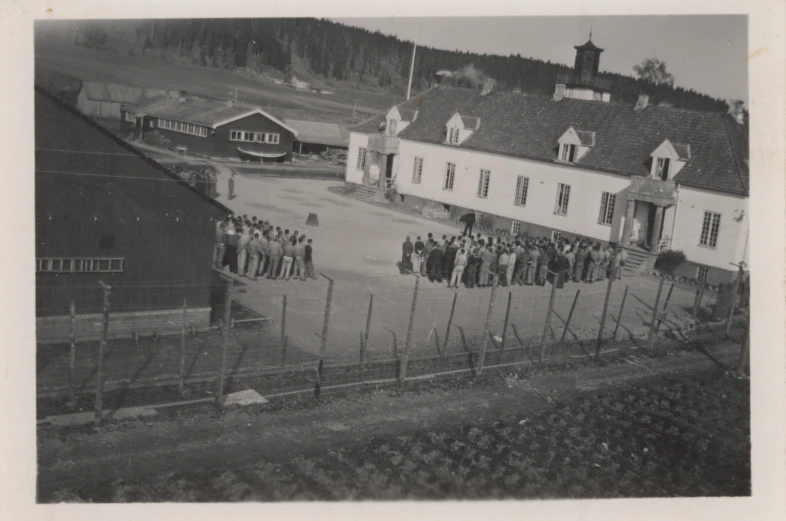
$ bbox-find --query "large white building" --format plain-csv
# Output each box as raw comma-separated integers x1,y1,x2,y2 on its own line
345,37,749,284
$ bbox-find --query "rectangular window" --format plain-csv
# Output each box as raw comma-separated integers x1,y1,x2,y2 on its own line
443,162,456,191
36,258,125,273
475,212,484,222
700,211,721,248
412,157,423,184
551,231,562,243
356,147,367,171
555,183,571,216
656,157,671,180
697,266,709,283
511,221,521,236
561,144,577,163
449,127,460,145
124,112,135,122
598,192,616,225
477,169,491,198
266,133,280,144
514,176,529,206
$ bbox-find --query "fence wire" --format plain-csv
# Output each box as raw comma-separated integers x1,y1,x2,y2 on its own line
36,270,749,418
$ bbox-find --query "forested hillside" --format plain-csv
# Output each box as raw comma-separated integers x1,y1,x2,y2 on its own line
40,18,729,112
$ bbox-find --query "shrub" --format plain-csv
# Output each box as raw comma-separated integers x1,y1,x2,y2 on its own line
654,249,687,276
479,214,497,230
448,205,465,222
384,186,399,204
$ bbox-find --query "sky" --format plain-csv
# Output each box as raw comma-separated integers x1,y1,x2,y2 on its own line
332,16,748,103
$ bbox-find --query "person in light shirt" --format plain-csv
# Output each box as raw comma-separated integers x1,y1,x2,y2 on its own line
448,248,468,289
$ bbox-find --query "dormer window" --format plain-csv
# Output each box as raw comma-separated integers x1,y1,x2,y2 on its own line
655,157,671,180
650,139,690,180
449,127,460,145
557,126,594,164
561,144,577,163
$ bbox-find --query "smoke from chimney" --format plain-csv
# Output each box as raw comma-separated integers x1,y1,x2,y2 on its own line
634,93,649,111
726,99,745,125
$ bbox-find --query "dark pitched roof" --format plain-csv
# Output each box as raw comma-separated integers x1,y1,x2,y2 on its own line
672,143,692,161
352,86,748,196
460,115,481,130
574,38,604,52
125,96,297,134
399,108,419,122
576,130,596,147
283,119,348,147
35,84,231,215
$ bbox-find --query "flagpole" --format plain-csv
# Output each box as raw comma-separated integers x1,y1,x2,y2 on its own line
406,19,421,100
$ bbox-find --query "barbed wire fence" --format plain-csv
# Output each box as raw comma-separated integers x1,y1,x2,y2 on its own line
36,266,750,424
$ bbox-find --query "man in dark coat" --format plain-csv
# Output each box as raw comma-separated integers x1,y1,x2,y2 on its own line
459,212,476,237
555,252,571,288
427,242,444,283
401,236,414,274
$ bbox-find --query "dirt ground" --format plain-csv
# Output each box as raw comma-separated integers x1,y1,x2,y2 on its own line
37,340,747,501
208,173,704,366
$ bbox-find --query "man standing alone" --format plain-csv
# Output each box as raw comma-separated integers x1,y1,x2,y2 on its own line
401,236,414,274
459,211,476,237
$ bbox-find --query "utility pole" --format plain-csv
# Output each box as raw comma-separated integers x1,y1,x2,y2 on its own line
406,19,421,100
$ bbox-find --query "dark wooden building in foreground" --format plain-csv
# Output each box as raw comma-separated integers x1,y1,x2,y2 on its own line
35,86,231,343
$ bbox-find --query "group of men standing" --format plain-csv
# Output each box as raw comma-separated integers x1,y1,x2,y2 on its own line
213,215,318,282
401,232,628,290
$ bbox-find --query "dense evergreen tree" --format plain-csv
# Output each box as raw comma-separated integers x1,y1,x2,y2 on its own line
64,18,728,112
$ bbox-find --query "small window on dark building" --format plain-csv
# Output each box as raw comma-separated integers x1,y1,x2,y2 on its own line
98,259,110,271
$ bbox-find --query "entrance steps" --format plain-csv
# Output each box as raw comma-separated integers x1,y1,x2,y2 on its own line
622,248,652,275
347,185,384,202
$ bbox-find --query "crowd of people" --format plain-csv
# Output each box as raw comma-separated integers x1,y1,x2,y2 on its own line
213,214,318,282
400,232,629,290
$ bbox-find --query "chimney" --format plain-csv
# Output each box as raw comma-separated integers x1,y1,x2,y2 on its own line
553,84,566,102
634,93,649,111
480,78,494,96
727,99,745,125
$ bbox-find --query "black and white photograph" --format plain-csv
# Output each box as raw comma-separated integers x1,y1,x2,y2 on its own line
2,1,785,517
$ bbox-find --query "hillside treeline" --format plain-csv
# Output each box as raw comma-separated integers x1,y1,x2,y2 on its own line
60,18,728,111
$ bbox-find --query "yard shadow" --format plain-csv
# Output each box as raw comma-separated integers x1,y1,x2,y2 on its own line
103,349,156,420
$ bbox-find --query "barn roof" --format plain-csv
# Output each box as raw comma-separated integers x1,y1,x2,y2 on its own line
81,82,177,104
282,119,348,147
35,84,231,217
351,86,749,196
125,96,297,134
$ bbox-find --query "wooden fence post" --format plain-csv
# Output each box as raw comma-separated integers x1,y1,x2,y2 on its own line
736,318,750,377
280,294,287,367
477,274,499,376
217,280,233,405
442,292,458,352
179,298,187,395
655,283,675,333
315,274,334,397
725,267,744,338
363,293,374,368
594,269,615,359
94,282,111,427
612,285,629,342
558,289,581,350
68,300,77,407
399,275,420,383
500,292,513,350
538,271,558,364
646,274,666,350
